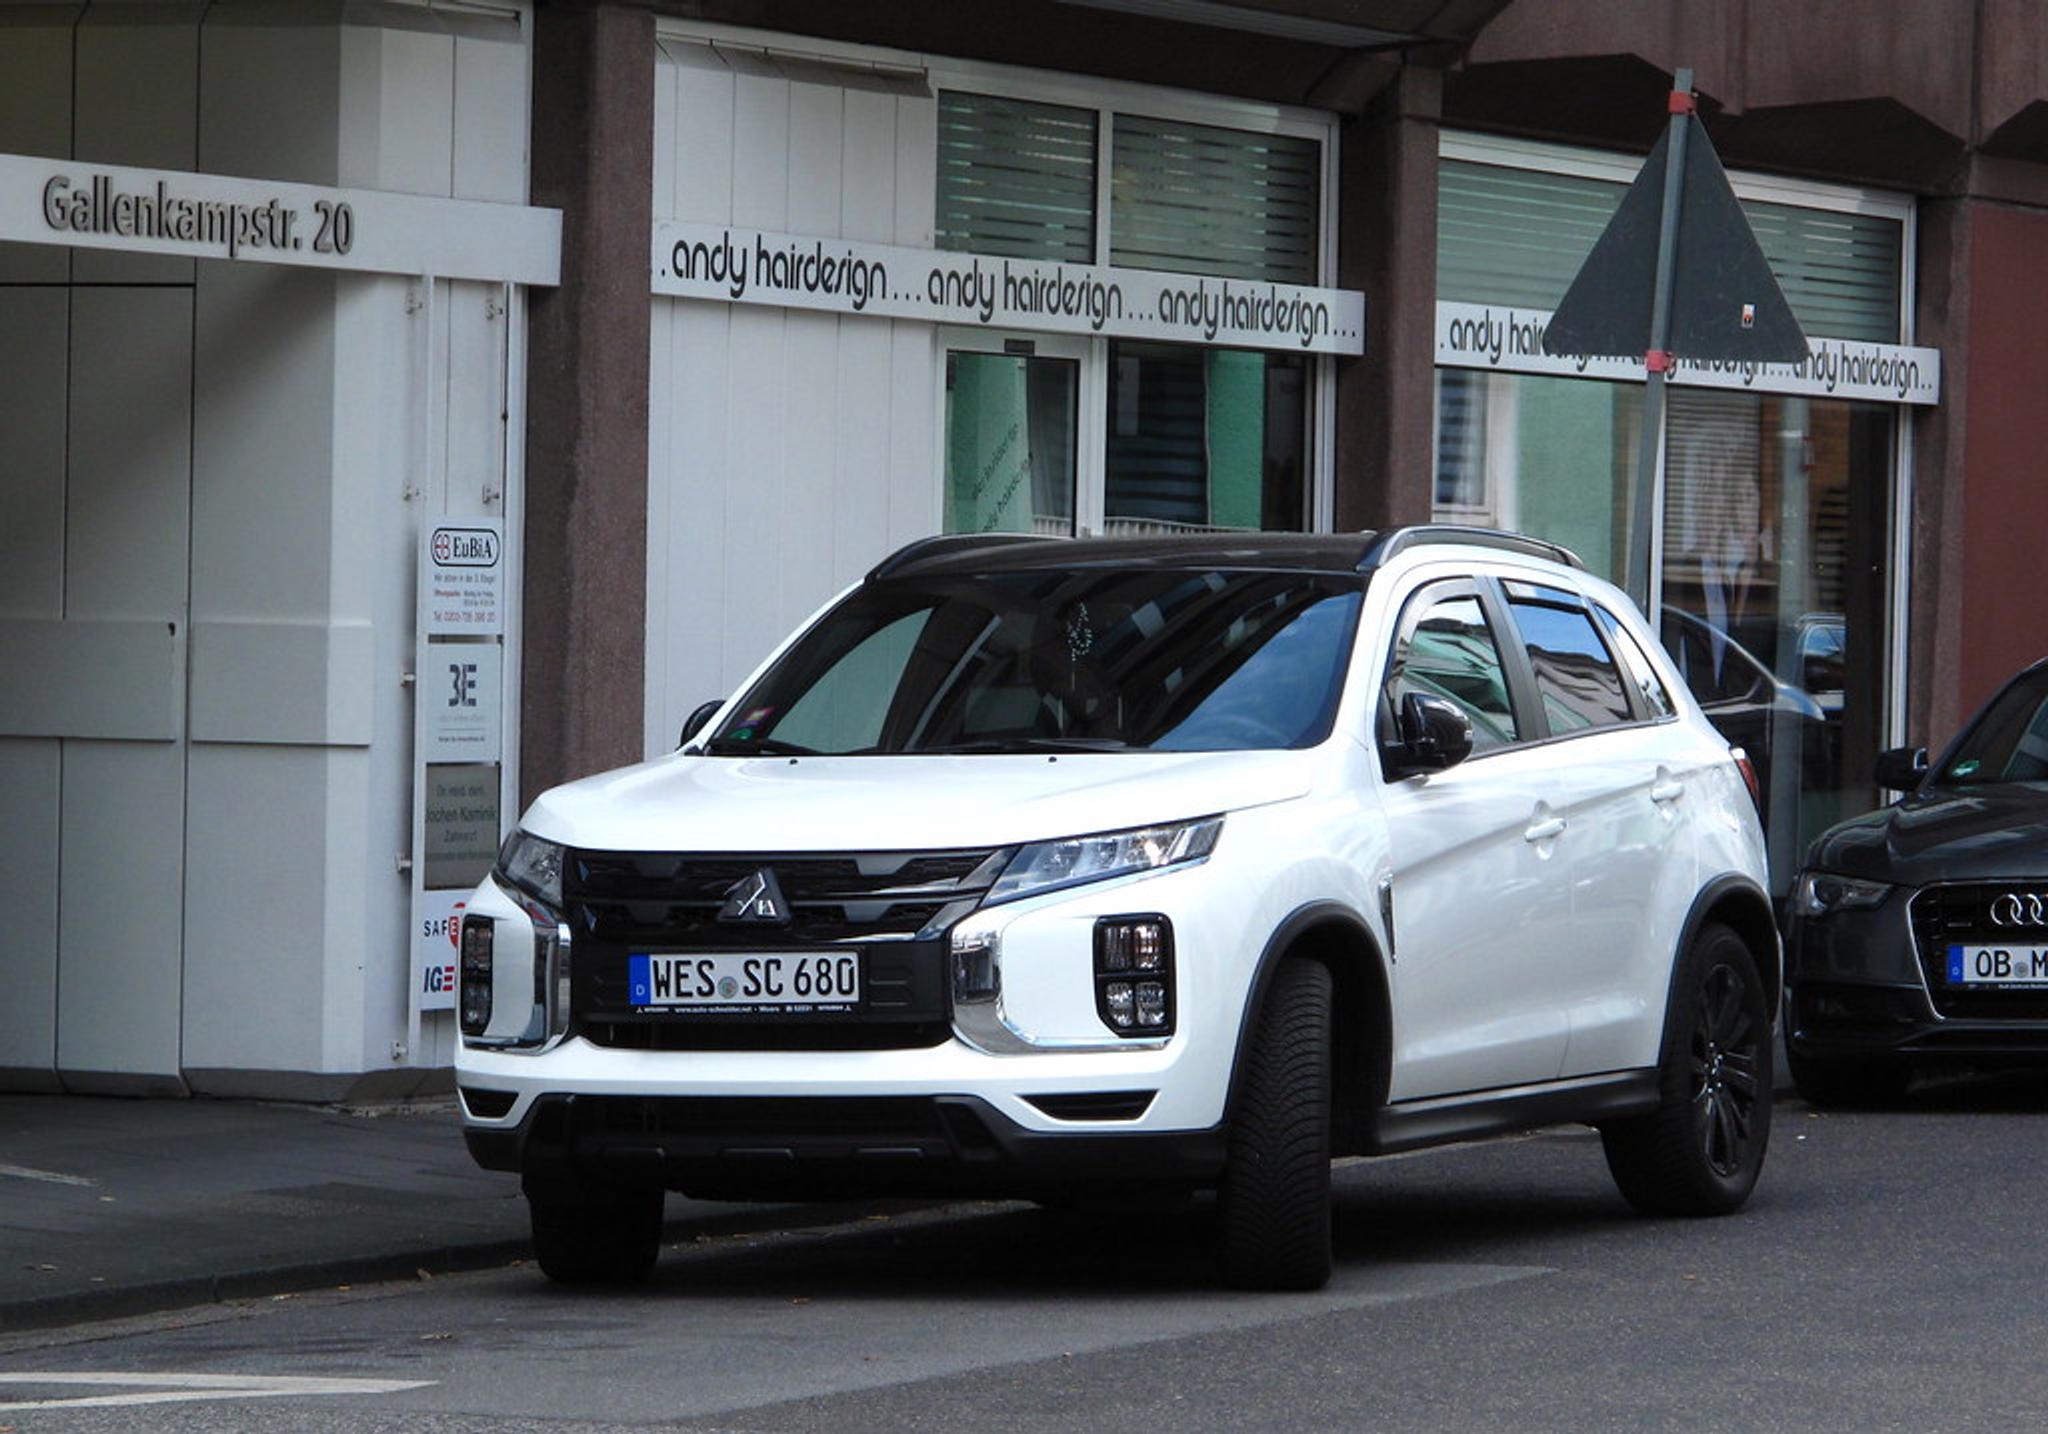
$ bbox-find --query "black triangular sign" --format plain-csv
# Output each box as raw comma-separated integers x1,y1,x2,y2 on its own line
1541,113,1808,364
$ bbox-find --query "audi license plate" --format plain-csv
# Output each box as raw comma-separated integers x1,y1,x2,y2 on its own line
1947,945,2048,985
626,951,861,1012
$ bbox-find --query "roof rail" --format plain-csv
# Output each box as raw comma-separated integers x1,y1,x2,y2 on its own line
866,532,1063,581
1357,525,1585,572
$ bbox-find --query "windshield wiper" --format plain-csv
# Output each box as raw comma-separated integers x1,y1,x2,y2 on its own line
915,736,1131,754
701,735,821,756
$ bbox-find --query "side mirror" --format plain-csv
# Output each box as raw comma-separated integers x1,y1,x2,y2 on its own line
1873,745,1928,792
1386,692,1475,778
678,699,724,749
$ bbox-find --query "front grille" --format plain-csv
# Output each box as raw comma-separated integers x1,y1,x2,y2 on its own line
566,848,1002,945
1909,883,2048,1019
565,846,1005,1049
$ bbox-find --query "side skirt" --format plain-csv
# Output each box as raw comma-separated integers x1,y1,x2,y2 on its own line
1363,1069,1661,1156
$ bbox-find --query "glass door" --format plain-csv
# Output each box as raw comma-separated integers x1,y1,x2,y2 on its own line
942,335,1085,537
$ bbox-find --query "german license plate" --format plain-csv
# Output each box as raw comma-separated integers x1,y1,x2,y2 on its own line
1946,945,2048,985
626,951,861,1012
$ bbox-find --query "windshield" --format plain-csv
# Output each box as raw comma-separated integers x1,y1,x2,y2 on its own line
705,567,1365,756
1937,665,2048,785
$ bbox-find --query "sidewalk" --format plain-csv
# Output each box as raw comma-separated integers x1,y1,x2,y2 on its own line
0,1094,787,1334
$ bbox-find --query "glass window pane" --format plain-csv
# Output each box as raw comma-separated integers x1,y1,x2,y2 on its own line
1659,389,1895,891
1111,114,1318,283
1430,371,1643,585
1106,341,1306,534
1509,601,1633,732
936,92,1097,263
1596,605,1675,718
1388,594,1519,751
944,352,1077,536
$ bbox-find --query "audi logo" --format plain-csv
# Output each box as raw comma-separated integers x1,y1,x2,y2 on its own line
1988,891,2048,927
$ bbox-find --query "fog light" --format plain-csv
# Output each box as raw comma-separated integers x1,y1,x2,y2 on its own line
1135,981,1168,1027
1104,982,1135,1027
1094,915,1173,1037
459,915,494,1036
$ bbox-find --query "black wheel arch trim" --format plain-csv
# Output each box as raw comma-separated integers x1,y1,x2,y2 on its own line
1223,901,1391,1155
1668,874,1782,1041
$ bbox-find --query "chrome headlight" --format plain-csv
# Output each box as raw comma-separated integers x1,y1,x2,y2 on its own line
1792,871,1891,918
986,818,1222,906
496,830,565,908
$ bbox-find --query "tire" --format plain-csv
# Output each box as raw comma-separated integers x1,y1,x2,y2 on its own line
1601,923,1773,1217
1786,1046,1912,1110
1217,958,1333,1291
525,1177,664,1284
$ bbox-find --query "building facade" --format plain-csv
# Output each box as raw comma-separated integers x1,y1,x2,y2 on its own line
2,0,2044,1097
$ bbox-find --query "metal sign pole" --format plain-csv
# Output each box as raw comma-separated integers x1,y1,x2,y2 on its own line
1627,67,1695,608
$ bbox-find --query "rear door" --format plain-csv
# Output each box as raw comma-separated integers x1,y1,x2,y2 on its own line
1498,582,1698,1077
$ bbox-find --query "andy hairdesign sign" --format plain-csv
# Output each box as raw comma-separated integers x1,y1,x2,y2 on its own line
3,151,561,285
653,221,1366,356
1437,300,1940,406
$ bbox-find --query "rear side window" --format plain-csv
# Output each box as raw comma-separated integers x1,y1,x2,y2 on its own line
1595,605,1675,718
1507,599,1632,734
1387,591,1519,751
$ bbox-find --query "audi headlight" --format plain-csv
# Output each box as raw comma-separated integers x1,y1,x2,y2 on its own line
986,818,1222,906
497,830,565,908
1792,871,1891,918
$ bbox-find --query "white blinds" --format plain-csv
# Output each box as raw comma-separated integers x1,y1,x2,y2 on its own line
1111,115,1320,284
935,92,1098,263
1438,159,1903,343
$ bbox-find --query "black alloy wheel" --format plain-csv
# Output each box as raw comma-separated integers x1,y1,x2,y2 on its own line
1694,960,1762,1177
1602,923,1773,1216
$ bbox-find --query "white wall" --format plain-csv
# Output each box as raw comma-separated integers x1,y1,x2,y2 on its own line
645,38,942,754
0,0,528,1096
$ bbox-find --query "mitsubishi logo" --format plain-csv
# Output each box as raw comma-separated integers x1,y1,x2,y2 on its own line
1988,891,2048,927
718,868,790,923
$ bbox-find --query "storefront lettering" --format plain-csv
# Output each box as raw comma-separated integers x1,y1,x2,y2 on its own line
1433,300,1939,404
651,221,1367,356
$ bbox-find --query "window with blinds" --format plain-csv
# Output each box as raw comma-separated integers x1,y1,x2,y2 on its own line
1438,158,1903,344
935,92,1098,263
1110,115,1319,284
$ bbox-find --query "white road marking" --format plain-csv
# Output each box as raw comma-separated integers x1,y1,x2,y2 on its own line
0,1372,432,1412
0,1163,94,1187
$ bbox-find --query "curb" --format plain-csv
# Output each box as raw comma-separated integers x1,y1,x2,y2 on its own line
0,1200,904,1336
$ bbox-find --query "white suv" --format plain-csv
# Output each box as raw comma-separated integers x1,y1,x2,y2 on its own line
457,527,1776,1291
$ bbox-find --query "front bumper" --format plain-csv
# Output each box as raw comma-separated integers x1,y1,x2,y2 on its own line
1786,887,2048,1062
464,1090,1226,1200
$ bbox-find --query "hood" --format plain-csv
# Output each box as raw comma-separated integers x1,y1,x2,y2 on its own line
1807,783,2048,885
520,747,1320,854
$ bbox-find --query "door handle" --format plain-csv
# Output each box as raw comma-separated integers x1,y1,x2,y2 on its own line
1650,779,1685,804
1523,816,1567,842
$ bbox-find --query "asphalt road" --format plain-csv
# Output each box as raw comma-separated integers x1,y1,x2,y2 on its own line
5,1072,2046,1432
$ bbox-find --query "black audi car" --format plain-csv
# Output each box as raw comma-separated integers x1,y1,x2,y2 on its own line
1786,656,2048,1106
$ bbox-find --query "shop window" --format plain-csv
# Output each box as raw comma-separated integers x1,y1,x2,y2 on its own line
944,350,1079,535
1438,159,1904,343
1105,342,1305,534
1659,389,1895,890
936,92,1097,263
1110,114,1319,284
1429,371,1643,582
